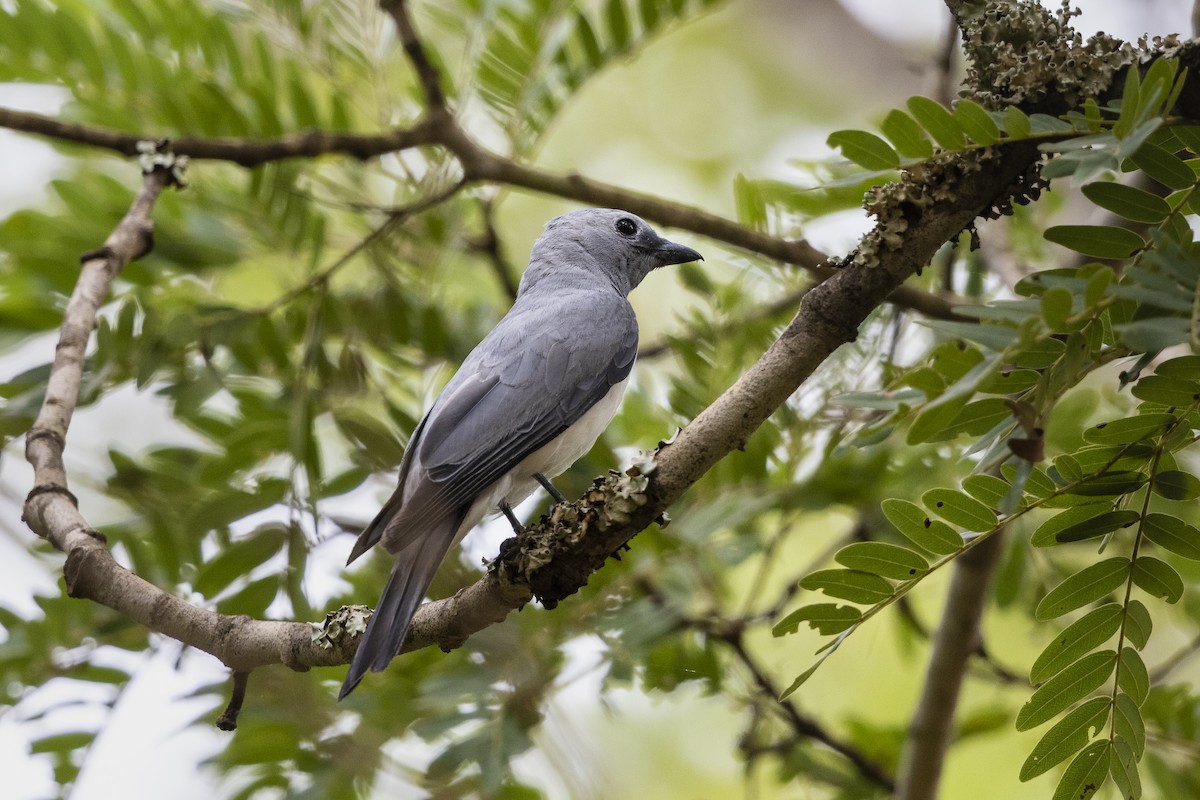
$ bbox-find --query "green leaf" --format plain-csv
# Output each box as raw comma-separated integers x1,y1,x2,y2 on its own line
881,498,964,555
1065,471,1147,497
1020,696,1111,780
1081,182,1171,223
1035,558,1129,620
1053,454,1085,483
834,541,928,580
1130,141,1195,190
1086,267,1114,306
1044,225,1145,259
798,569,894,604
880,108,933,158
1124,600,1153,650
962,474,1011,508
772,603,861,637
1056,510,1141,545
194,525,288,597
1041,286,1074,330
1030,603,1122,684
1029,113,1074,134
1130,556,1183,603
1082,413,1175,445
216,575,278,616
333,407,407,468
1118,647,1150,706
1173,125,1200,156
1110,735,1142,800
907,95,966,150
779,646,840,699
827,129,901,170
1031,505,1115,547
605,0,630,49
1147,455,1200,489
1012,337,1067,369
1113,693,1145,755
922,488,997,532
980,368,1040,394
1155,354,1200,376
1115,317,1192,352
931,398,1013,440
921,318,1019,350
907,392,972,445
954,98,1000,144
30,731,96,755
1130,375,1200,407
1016,651,1116,731
1051,740,1110,800
1115,64,1143,139
1004,106,1032,139
1142,512,1200,560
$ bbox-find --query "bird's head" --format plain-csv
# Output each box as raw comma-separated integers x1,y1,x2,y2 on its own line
524,208,703,296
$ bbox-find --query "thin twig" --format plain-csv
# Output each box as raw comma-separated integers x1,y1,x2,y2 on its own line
382,0,448,113
469,197,520,301
636,577,894,792
257,179,466,317
638,283,815,360
930,9,961,107
0,115,961,321
215,671,250,731
0,106,441,167
718,627,895,793
1150,630,1200,684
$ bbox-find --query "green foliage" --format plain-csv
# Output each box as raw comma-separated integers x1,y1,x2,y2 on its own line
453,0,725,153
766,56,1200,800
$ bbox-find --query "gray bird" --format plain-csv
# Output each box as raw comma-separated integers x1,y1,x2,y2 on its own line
339,208,702,697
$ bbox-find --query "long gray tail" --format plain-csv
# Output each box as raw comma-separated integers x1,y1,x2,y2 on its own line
339,527,457,699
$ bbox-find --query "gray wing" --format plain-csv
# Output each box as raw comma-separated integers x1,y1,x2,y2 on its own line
362,290,638,556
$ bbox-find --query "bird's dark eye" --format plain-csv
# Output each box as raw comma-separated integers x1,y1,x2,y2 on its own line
615,218,637,236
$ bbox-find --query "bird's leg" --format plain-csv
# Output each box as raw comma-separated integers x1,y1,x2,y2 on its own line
534,472,568,504
499,501,523,534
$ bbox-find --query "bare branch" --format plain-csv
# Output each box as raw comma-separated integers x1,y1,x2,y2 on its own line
19,164,362,677
381,0,448,113
24,167,170,518
896,531,1007,800
718,627,895,792
468,197,521,301
634,574,894,791
0,110,961,320
929,8,961,106
1150,630,1200,684
0,106,441,167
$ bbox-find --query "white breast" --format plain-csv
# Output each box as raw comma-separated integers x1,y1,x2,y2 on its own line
454,376,631,544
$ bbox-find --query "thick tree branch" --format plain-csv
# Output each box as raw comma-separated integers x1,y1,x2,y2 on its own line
21,163,361,678
895,532,1007,800
24,167,168,515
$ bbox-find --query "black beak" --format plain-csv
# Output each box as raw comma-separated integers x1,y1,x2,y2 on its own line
654,238,704,266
